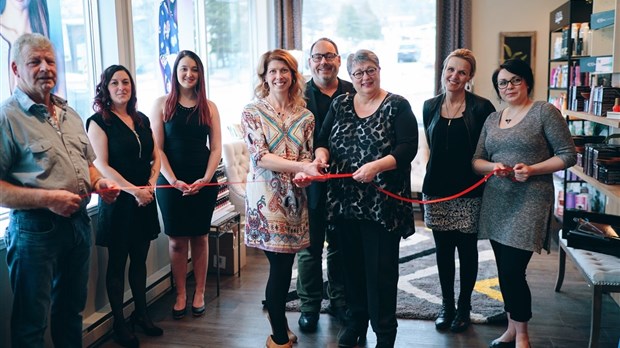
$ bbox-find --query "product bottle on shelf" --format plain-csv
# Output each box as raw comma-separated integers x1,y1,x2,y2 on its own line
613,97,620,112
578,22,589,56
575,187,590,211
571,23,580,56
566,190,577,210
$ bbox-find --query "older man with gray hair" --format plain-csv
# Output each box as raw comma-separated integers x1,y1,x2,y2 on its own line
0,33,119,347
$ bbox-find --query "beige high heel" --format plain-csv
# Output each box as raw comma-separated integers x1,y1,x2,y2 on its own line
285,318,298,343
266,335,293,348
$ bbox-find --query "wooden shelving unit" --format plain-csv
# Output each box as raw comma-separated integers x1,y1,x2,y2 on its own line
565,109,620,127
568,165,620,198
547,1,592,108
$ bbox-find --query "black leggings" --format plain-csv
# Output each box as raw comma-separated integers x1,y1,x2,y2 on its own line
264,250,295,345
490,240,533,322
106,240,151,319
335,219,400,337
432,230,478,309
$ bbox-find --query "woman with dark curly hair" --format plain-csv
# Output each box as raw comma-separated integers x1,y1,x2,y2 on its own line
87,65,163,347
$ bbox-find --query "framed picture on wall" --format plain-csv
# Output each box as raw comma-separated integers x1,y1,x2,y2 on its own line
500,31,536,74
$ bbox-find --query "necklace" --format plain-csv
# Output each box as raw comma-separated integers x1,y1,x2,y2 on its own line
503,102,530,125
266,98,288,118
444,97,465,126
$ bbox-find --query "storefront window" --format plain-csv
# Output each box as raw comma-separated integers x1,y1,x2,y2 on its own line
302,0,436,124
203,0,254,140
132,0,197,114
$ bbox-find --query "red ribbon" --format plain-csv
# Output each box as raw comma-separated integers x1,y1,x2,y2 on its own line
93,168,514,205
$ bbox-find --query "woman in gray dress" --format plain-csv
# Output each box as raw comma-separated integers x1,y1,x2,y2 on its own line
472,59,576,348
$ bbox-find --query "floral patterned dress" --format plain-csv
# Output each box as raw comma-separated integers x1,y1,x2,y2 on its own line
241,99,314,253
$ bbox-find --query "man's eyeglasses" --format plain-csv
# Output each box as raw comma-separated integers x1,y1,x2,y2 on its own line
351,67,379,80
310,53,338,62
497,76,523,89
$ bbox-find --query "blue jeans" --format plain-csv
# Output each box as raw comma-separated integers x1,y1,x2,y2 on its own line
5,209,91,348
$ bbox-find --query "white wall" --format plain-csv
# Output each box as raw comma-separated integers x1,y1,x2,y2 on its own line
472,0,566,108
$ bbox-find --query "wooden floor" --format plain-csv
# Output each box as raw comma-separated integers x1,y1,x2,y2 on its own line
93,226,620,348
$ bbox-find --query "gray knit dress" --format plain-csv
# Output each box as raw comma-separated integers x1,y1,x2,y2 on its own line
473,101,577,253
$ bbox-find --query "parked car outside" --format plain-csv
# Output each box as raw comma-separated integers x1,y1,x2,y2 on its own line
397,43,420,63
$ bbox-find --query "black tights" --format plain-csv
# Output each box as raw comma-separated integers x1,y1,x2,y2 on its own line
490,240,533,322
106,240,151,321
432,230,478,309
264,250,295,345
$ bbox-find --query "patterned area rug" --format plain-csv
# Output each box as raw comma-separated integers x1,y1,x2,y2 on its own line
286,227,507,324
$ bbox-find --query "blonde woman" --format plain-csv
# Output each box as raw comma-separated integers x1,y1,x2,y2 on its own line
422,49,495,333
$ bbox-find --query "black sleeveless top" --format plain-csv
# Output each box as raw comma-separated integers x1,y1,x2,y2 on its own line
86,111,160,246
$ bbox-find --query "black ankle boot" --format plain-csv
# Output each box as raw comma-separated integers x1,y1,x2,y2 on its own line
450,307,471,333
434,303,455,330
337,322,368,348
131,311,164,336
113,320,139,348
376,330,397,348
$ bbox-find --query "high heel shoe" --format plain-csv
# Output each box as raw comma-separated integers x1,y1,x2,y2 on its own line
130,311,163,336
489,338,516,348
266,335,293,348
172,305,187,320
285,319,297,343
113,320,139,348
191,291,206,317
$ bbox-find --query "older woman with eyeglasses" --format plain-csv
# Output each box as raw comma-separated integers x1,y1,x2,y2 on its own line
472,59,576,348
315,49,418,348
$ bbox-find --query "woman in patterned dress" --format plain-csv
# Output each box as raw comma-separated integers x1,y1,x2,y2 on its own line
422,49,495,333
473,59,576,348
315,49,419,348
241,49,325,348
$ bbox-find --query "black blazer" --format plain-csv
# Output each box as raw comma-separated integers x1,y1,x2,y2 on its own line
422,91,495,156
305,78,355,210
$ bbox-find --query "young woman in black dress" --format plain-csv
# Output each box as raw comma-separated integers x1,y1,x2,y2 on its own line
150,50,222,319
87,65,163,347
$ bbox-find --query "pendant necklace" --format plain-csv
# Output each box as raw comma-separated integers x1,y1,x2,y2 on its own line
445,97,465,126
266,98,287,119
504,103,529,125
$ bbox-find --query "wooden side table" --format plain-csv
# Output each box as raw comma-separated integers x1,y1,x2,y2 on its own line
209,211,241,296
